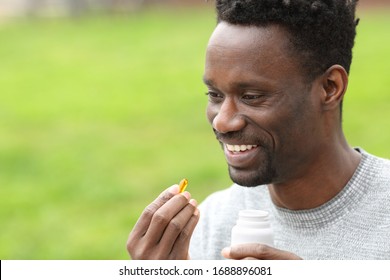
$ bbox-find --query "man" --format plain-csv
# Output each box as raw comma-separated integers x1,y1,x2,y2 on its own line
127,0,390,259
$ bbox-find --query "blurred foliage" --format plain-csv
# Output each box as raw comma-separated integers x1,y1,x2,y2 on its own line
344,10,390,157
0,7,389,259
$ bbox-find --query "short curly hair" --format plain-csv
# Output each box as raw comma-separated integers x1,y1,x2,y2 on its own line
215,0,360,80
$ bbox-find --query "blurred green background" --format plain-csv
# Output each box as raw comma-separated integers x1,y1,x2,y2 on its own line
0,3,389,259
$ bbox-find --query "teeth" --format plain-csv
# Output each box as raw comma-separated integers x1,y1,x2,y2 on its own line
226,144,258,152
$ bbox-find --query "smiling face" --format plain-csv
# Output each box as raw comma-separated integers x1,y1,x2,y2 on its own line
204,22,325,187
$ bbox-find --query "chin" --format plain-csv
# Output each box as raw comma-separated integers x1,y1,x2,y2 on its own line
228,166,275,187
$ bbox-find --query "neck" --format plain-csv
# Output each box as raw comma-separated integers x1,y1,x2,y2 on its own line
267,141,361,210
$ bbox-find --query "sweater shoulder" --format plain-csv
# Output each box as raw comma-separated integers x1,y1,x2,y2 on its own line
362,151,390,184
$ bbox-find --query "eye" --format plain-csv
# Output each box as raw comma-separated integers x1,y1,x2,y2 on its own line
242,94,265,102
241,93,269,106
206,91,224,102
242,94,262,100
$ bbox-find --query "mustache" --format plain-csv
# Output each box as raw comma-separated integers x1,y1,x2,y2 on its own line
213,129,258,144
213,129,272,149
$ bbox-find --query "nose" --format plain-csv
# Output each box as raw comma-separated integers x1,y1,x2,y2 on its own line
211,98,246,134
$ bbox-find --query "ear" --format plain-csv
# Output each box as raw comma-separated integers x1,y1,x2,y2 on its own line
320,65,348,111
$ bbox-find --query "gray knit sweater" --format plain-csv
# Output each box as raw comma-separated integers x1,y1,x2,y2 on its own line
189,149,390,259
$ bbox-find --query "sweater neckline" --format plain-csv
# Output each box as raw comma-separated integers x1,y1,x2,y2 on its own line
271,149,376,230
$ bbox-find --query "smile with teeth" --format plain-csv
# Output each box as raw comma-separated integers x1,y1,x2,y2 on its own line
225,144,258,153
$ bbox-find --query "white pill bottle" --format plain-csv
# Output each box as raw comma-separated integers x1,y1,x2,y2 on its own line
231,209,274,246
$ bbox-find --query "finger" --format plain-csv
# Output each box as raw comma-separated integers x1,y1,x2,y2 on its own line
169,203,200,259
143,191,192,243
158,199,198,254
130,185,179,239
222,244,302,260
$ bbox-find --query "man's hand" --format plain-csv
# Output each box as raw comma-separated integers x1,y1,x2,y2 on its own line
221,244,302,260
127,185,199,260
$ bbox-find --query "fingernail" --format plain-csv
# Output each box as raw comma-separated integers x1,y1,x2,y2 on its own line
168,185,179,194
181,191,191,200
221,247,231,258
193,208,200,216
189,199,197,207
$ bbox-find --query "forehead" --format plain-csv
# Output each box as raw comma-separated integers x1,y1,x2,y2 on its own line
205,22,299,84
208,21,286,50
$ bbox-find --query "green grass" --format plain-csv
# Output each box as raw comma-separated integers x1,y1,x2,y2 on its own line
0,7,389,259
344,10,390,157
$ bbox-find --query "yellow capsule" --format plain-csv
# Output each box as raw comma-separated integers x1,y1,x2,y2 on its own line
179,178,188,193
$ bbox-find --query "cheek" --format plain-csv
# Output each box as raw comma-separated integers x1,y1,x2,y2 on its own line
272,110,317,152
252,108,298,149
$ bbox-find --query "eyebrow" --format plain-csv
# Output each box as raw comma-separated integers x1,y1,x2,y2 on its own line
203,76,272,90
202,77,214,86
